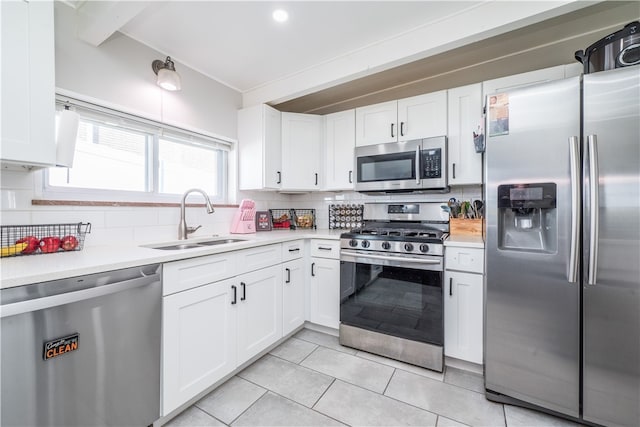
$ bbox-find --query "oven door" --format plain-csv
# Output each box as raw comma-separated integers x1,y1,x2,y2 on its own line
354,140,422,192
339,249,443,346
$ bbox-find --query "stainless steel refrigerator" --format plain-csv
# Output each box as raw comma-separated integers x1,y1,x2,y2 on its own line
484,66,639,426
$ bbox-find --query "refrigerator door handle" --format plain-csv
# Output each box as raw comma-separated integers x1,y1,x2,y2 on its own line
587,134,600,285
568,136,580,283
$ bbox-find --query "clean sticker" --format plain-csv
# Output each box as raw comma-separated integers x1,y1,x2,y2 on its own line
43,333,79,360
488,93,509,136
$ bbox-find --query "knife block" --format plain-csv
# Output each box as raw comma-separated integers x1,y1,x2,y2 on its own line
230,199,256,234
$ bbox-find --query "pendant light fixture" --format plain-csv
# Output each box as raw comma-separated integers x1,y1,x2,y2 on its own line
152,56,181,91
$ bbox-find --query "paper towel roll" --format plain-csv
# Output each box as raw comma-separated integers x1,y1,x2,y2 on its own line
56,109,79,167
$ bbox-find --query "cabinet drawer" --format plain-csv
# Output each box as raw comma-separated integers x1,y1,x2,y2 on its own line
282,239,304,261
163,253,237,296
236,243,282,274
445,247,484,274
310,239,340,259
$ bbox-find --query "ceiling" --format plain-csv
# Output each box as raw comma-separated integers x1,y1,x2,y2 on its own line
68,1,638,112
275,1,640,114
119,1,481,93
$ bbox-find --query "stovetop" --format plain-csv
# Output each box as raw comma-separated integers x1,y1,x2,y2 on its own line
345,227,444,241
338,203,449,256
340,223,446,256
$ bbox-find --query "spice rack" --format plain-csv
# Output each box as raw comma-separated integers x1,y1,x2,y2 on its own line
0,223,92,257
329,204,363,230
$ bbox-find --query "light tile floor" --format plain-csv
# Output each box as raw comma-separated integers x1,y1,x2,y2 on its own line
165,329,583,427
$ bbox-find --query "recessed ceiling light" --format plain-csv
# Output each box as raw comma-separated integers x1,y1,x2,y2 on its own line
272,9,288,23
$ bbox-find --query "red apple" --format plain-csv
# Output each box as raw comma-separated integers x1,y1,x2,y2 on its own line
39,237,61,253
16,236,40,254
60,235,79,251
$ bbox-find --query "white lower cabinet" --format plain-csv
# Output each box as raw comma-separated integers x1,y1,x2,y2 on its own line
444,246,484,365
162,248,283,416
309,239,341,329
309,258,340,329
162,278,237,415
236,265,283,364
282,257,305,335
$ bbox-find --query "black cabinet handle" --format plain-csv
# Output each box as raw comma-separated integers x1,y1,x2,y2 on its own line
311,262,316,277
231,285,237,305
449,277,453,296
318,246,332,251
452,163,456,180
288,248,300,252
315,173,318,186
240,282,246,301
349,170,353,184
391,123,395,138
400,122,405,136
277,171,281,184
285,268,291,283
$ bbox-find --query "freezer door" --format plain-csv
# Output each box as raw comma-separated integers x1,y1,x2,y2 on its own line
484,76,581,417
583,66,640,427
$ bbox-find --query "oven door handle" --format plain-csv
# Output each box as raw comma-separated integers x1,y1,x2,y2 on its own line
340,249,442,266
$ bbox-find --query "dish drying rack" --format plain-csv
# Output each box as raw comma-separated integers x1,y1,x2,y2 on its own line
230,199,256,234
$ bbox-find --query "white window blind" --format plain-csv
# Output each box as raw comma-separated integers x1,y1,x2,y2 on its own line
46,95,229,202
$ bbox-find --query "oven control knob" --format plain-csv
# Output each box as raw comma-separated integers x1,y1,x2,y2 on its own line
381,242,391,250
404,243,414,252
349,239,358,248
419,244,429,253
361,240,370,248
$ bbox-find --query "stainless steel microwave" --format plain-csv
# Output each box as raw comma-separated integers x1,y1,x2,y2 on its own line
354,136,448,193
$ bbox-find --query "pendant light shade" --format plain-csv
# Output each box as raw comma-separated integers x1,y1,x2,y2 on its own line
152,56,181,91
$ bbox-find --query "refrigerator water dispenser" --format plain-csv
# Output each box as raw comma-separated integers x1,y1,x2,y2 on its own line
497,183,557,253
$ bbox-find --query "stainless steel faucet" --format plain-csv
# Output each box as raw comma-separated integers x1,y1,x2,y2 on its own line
178,188,215,240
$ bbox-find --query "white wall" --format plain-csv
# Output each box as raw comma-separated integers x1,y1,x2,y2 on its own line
0,2,292,247
54,2,241,139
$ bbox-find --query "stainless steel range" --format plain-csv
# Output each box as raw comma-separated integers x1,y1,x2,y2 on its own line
339,202,448,372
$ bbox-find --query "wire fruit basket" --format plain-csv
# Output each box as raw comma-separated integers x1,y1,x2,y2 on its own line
269,209,293,229
0,223,92,257
269,209,317,230
291,209,316,230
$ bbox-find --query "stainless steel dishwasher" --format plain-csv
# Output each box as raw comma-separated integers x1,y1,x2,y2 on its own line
1,264,162,427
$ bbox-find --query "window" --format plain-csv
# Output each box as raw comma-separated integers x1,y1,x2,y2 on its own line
46,97,230,202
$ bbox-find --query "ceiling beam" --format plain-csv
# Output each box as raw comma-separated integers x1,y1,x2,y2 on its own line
76,1,149,47
242,1,598,108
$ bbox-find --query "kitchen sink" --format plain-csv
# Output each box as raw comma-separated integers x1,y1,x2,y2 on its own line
142,237,248,250
197,238,247,246
151,243,204,250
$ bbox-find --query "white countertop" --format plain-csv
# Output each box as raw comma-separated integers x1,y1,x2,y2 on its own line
1,229,485,289
444,234,485,249
0,229,343,289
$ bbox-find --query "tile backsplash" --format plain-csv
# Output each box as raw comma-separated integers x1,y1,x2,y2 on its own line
1,169,482,246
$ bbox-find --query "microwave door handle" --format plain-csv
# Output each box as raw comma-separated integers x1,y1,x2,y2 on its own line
415,147,421,185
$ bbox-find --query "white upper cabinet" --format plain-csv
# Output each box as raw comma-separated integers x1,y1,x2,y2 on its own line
397,91,447,141
323,110,355,191
447,84,483,186
1,0,56,168
355,91,447,147
281,112,322,191
355,100,398,146
238,104,282,190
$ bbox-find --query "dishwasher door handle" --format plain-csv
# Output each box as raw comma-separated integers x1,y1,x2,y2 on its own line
1,274,160,318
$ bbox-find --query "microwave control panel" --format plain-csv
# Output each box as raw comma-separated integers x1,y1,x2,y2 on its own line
422,148,442,178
